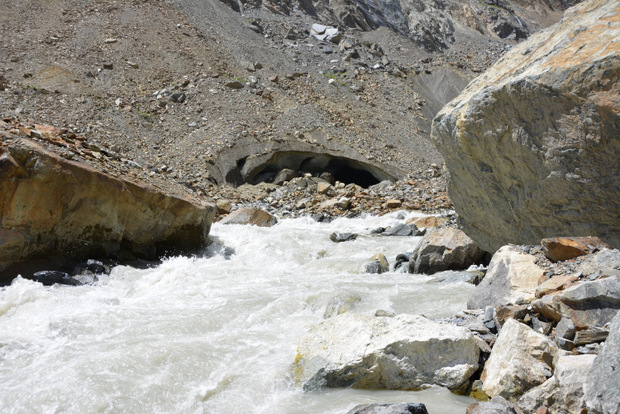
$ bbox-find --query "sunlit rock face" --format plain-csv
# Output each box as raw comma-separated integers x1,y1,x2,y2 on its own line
431,0,620,252
0,139,215,273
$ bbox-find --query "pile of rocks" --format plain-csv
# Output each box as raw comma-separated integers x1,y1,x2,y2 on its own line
211,166,452,222
291,233,619,414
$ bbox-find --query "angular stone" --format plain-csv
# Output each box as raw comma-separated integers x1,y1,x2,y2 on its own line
495,304,528,327
535,275,578,298
555,317,576,341
294,313,480,391
481,319,557,401
386,199,402,208
577,249,620,279
215,199,232,214
574,329,609,346
431,0,620,252
541,237,610,262
584,311,620,414
468,246,543,309
219,207,277,227
409,227,485,275
557,277,620,329
316,182,332,194
518,354,596,414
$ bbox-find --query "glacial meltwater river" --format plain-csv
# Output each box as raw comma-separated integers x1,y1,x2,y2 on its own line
0,212,477,413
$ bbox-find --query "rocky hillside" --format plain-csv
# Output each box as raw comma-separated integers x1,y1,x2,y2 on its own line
0,0,579,200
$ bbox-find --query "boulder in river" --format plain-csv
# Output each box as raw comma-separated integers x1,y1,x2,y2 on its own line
431,0,620,252
293,313,480,392
0,139,215,274
408,227,485,275
219,207,277,227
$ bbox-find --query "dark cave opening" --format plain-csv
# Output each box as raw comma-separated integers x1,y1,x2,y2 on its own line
226,151,393,188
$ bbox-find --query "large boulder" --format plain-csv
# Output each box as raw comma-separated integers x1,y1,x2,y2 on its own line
481,319,558,401
408,227,485,275
293,313,480,392
468,246,543,309
584,311,620,414
431,0,620,253
0,139,215,273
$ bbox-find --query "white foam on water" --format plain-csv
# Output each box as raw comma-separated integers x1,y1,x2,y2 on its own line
0,212,476,413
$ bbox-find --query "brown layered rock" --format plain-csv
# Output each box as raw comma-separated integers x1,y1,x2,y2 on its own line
541,236,610,262
0,139,215,275
431,0,620,253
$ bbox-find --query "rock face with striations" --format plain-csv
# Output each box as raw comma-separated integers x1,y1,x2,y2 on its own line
431,0,620,253
0,139,216,273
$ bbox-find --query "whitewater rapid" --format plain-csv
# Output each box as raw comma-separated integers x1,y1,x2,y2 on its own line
0,212,476,413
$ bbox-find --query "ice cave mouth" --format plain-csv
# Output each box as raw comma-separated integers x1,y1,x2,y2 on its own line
225,151,396,188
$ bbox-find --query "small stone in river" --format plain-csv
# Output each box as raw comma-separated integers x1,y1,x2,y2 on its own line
330,232,357,243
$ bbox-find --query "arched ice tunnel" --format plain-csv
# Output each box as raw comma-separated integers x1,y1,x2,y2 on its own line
211,143,402,189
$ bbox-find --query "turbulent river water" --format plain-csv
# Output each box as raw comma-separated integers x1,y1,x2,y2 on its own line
0,212,477,413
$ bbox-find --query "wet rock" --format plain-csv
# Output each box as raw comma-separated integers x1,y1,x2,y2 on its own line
409,227,485,275
466,396,523,414
541,237,610,262
384,223,420,237
323,294,361,318
347,403,429,414
481,319,557,400
330,232,357,243
431,0,620,252
219,207,277,227
394,253,412,272
31,270,82,286
364,253,389,274
432,270,483,285
294,313,479,391
584,311,620,414
468,246,543,309
0,139,215,271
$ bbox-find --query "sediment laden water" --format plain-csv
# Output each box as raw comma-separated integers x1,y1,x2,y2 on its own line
0,212,476,413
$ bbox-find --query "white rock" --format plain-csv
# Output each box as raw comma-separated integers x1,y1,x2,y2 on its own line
481,318,558,400
293,313,479,391
468,245,543,309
